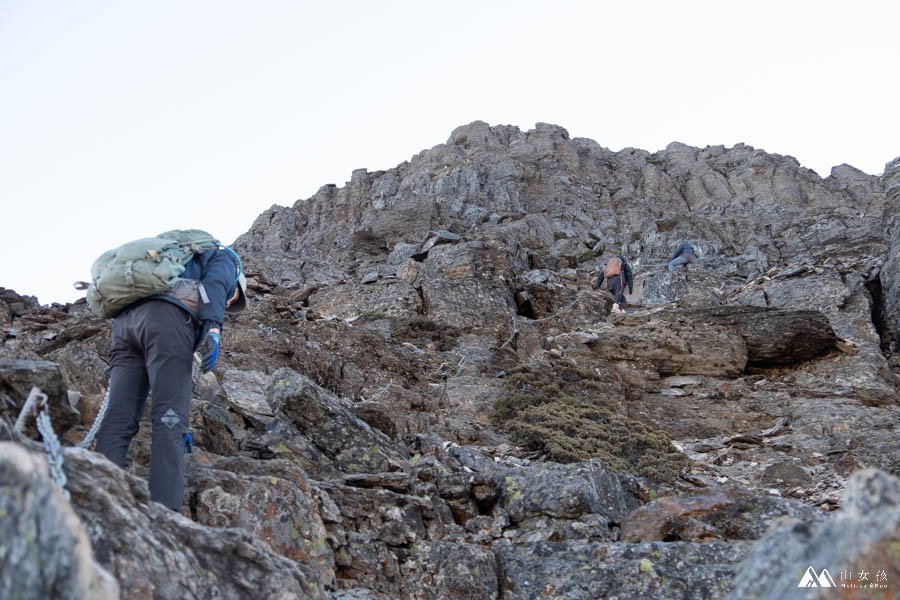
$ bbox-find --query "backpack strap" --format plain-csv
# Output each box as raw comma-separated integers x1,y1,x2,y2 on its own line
220,246,244,284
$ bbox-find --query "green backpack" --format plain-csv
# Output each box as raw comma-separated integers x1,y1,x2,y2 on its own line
82,229,221,318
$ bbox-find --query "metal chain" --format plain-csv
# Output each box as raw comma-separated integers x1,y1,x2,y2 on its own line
83,360,201,449
75,389,111,449
35,405,70,501
15,363,206,500
13,387,46,433
14,386,71,499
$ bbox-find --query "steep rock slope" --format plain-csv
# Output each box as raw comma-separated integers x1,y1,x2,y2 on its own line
1,122,898,599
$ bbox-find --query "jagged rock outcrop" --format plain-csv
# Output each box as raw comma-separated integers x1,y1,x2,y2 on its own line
0,442,118,600
615,305,840,367
0,435,328,599
1,122,898,599
727,469,900,599
188,456,336,587
268,368,407,474
0,359,79,436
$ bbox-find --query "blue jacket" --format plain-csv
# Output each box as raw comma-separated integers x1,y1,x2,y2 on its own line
151,248,240,338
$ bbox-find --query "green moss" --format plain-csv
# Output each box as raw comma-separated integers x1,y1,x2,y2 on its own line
503,475,523,502
491,362,687,483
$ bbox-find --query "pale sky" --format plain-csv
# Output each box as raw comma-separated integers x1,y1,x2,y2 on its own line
2,1,898,305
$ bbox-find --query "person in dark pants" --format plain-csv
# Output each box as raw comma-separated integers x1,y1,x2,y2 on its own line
594,253,634,313
667,240,702,271
94,245,246,511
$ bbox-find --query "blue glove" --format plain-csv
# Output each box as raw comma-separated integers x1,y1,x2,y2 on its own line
198,331,220,373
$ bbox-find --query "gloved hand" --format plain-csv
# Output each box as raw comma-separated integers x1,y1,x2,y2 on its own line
198,331,221,373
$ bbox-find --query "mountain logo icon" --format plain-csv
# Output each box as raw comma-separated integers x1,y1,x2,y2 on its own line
161,409,180,429
797,566,836,588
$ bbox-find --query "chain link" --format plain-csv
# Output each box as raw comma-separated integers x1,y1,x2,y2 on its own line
13,387,46,433
75,389,111,449
16,364,205,500
15,386,72,499
35,406,70,501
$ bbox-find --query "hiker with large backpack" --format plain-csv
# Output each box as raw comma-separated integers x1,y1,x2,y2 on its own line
83,230,247,511
667,240,703,272
593,252,633,313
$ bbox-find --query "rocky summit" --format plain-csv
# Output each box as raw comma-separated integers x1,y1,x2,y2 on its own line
1,121,899,599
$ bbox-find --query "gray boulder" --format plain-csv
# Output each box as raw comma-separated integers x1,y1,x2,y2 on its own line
268,368,406,474
495,539,751,600
586,318,748,378
0,359,80,436
63,447,326,599
189,457,336,588
727,469,900,599
400,542,498,600
499,460,634,523
0,442,118,600
641,269,724,308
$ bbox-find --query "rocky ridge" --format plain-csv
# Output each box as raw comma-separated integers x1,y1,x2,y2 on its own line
1,122,899,599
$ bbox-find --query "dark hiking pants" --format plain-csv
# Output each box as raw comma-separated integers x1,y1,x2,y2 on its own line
94,300,196,511
608,274,627,307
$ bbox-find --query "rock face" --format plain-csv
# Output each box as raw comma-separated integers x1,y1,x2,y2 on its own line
881,157,900,363
619,305,840,367
0,436,328,600
0,359,79,435
727,469,900,599
1,122,899,599
0,442,118,600
268,368,406,474
495,540,751,600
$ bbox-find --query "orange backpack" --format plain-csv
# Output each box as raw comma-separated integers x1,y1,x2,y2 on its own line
603,256,623,278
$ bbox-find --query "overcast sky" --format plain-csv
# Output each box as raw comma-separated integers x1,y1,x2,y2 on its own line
2,1,898,305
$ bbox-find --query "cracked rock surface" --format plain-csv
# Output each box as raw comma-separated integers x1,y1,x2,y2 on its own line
2,122,898,599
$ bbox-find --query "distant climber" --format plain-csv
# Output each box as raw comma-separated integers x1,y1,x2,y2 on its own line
91,231,247,512
594,253,633,313
667,240,703,272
